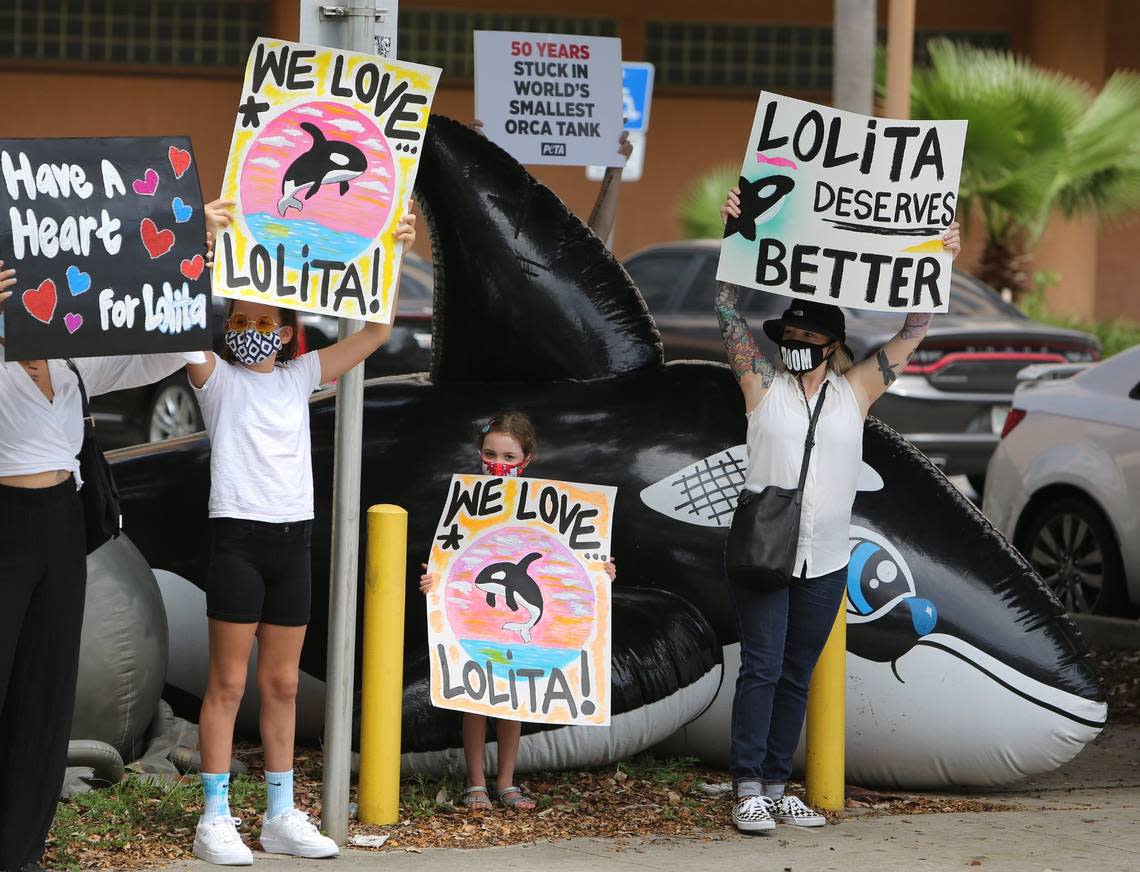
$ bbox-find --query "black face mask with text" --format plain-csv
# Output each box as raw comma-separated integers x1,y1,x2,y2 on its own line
779,339,834,374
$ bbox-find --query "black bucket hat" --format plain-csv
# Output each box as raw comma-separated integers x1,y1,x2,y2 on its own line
762,300,846,345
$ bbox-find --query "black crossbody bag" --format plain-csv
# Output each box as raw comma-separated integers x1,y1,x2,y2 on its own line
725,381,829,592
65,360,122,554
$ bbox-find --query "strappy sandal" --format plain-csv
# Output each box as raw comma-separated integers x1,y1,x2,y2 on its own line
461,785,492,810
496,785,536,811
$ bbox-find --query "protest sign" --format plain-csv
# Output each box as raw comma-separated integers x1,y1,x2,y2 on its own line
426,474,615,726
0,137,210,361
716,92,967,313
474,31,625,167
213,38,440,323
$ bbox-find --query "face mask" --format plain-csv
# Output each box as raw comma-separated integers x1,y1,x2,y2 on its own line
779,339,833,375
482,458,525,477
225,328,282,366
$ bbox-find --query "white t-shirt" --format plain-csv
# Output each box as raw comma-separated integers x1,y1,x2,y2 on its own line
193,352,323,522
0,346,204,487
743,369,864,578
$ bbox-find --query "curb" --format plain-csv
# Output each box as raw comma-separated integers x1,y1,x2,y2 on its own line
1072,614,1140,651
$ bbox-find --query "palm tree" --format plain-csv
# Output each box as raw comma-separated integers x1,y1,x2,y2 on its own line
676,163,740,240
909,39,1140,297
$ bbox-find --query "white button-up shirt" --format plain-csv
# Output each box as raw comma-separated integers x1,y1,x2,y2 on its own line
743,369,864,578
0,345,204,486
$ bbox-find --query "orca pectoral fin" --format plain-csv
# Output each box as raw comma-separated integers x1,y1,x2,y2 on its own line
339,182,349,195
506,589,518,611
304,182,321,200
485,592,496,608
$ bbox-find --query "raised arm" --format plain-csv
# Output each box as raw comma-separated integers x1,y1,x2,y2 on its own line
318,206,416,383
716,280,776,413
587,132,632,246
185,199,236,389
847,222,961,415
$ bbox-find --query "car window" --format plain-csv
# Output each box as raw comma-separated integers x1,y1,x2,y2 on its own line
682,256,786,315
624,252,698,313
398,269,431,302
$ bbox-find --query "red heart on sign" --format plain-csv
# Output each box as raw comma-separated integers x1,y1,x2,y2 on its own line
140,218,175,259
180,254,205,281
22,279,58,325
168,145,192,179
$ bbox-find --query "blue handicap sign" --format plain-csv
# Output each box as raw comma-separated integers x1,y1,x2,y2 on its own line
622,62,655,133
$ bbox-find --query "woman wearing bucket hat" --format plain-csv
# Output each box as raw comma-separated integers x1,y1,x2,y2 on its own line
715,187,959,833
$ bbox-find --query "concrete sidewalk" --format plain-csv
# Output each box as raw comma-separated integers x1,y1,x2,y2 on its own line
163,724,1140,872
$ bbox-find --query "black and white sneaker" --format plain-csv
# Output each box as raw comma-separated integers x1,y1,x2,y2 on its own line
731,794,776,833
770,794,827,827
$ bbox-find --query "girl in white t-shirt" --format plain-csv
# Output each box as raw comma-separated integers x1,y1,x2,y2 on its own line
184,205,416,865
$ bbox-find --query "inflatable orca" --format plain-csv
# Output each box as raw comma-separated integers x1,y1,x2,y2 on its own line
277,122,367,215
108,115,1105,788
475,552,546,644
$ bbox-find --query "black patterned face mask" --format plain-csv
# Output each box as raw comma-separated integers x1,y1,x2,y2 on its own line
225,328,282,365
778,339,833,374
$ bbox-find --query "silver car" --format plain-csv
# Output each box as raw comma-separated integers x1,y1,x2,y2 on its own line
983,345,1140,615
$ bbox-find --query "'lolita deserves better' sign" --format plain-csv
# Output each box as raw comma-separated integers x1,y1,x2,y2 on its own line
474,31,625,167
213,38,440,323
0,137,210,361
716,93,967,313
426,475,615,726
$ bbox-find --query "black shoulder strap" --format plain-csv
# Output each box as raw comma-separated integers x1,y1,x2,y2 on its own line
795,381,829,492
64,359,93,426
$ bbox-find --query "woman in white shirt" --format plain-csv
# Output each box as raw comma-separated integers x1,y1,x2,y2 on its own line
0,252,213,872
716,188,960,833
182,205,416,865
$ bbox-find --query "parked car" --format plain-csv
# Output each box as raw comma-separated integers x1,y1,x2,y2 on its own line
92,253,434,448
983,345,1140,616
623,240,1101,492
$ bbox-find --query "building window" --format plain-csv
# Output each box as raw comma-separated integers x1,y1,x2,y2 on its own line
645,20,1010,92
0,0,266,68
398,10,618,81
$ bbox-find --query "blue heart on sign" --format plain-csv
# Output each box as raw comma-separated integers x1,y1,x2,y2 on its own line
65,265,91,296
172,197,193,223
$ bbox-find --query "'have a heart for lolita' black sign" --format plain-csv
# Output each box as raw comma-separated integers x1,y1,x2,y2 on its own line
0,137,212,361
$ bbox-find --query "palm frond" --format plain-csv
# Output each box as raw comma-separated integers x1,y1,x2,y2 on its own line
676,163,740,240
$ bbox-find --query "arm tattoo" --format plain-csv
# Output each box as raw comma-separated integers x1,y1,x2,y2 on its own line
714,281,774,385
876,349,901,387
587,170,617,230
899,312,932,341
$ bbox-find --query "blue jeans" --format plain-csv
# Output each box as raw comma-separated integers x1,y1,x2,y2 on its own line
728,564,848,785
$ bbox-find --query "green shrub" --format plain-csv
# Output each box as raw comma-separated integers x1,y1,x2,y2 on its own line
1020,290,1140,358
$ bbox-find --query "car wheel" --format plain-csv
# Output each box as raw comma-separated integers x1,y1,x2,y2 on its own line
147,381,202,442
1018,495,1133,616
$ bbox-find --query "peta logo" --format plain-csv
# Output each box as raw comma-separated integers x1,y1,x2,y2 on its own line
540,142,567,156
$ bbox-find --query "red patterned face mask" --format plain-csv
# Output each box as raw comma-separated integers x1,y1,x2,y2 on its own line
482,458,525,477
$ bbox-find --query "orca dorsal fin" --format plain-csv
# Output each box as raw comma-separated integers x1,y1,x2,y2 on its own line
518,552,543,572
415,115,663,383
300,121,326,144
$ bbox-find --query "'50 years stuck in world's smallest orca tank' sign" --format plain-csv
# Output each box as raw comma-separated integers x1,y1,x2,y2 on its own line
426,474,616,726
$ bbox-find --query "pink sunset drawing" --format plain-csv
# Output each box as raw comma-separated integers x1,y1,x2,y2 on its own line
239,101,397,265
444,527,596,658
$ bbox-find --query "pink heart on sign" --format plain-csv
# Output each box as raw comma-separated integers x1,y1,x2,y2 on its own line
64,312,84,334
132,168,159,196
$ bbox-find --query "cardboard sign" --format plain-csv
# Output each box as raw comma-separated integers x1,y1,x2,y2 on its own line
426,474,615,726
0,137,210,361
474,31,625,167
213,38,440,323
716,93,967,313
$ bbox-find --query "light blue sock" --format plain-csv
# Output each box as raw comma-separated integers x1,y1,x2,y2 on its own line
762,781,786,801
266,769,294,820
201,772,231,821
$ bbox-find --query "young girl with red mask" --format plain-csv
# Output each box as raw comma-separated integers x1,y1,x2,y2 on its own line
419,411,617,811
184,205,416,864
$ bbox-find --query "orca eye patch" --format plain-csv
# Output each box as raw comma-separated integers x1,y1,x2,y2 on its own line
490,570,506,581
331,153,350,166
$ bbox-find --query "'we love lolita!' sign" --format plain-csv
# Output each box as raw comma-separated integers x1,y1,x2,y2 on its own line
0,137,211,361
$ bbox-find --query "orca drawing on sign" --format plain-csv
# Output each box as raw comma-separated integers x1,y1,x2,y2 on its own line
277,122,368,215
473,552,546,643
722,174,796,242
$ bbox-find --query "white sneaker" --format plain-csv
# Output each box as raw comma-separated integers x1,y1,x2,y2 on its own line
193,816,253,866
260,808,340,859
771,794,827,827
731,794,776,833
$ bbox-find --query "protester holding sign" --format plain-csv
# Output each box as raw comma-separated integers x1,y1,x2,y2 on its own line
0,201,224,872
183,203,415,864
419,412,617,812
716,188,960,834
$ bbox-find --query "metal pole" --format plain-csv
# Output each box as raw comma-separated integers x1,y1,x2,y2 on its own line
321,0,378,846
885,0,916,119
832,0,876,115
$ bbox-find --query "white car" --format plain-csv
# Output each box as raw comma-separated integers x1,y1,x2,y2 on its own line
984,345,1140,616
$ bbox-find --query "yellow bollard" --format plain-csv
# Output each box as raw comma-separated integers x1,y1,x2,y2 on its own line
805,603,846,811
358,504,408,824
